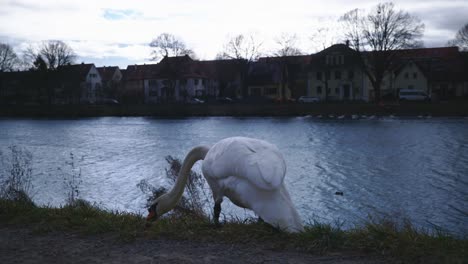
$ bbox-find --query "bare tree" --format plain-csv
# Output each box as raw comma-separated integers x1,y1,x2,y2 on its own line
448,23,468,51
149,33,196,62
23,41,76,70
217,34,262,61
273,33,303,57
310,25,341,52
271,33,304,101
0,43,19,72
39,40,76,70
217,34,263,98
340,2,424,101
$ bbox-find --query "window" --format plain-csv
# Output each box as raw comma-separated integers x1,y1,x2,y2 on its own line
335,71,341,80
404,72,409,79
340,55,344,65
149,88,158,96
413,72,417,79
316,72,322,80
180,79,187,85
89,73,97,78
194,79,199,85
250,87,261,96
317,86,322,94
333,56,337,65
348,70,354,79
326,56,330,65
326,88,331,94
265,87,277,95
202,79,206,85
148,80,157,87
335,87,340,94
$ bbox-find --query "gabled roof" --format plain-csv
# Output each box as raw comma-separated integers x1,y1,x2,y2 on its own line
391,47,468,81
96,66,119,81
196,59,243,81
0,70,34,80
317,44,356,55
258,55,315,65
393,47,459,59
159,54,193,65
124,63,160,81
124,56,243,82
247,61,281,85
310,44,361,69
57,63,95,81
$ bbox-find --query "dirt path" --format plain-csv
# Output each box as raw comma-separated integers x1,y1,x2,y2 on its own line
0,227,389,264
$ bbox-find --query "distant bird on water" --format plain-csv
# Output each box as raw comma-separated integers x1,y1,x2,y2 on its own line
146,137,304,233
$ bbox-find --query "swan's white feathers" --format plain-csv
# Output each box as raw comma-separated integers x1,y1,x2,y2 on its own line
203,137,286,191
156,136,305,233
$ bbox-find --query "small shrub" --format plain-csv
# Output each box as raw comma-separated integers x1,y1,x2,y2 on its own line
58,153,83,206
138,155,211,219
0,146,35,205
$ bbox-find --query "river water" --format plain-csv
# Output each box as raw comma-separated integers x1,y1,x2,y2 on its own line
0,116,467,236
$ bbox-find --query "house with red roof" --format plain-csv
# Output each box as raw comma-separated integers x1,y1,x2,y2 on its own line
55,63,102,104
306,44,369,101
389,47,468,100
121,55,243,104
96,66,122,101
255,55,312,102
118,45,467,104
304,44,468,102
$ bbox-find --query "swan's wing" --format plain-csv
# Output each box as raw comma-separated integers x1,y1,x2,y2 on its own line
238,146,286,190
203,137,286,191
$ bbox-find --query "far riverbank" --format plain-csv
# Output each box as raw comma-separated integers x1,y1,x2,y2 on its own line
1,101,468,118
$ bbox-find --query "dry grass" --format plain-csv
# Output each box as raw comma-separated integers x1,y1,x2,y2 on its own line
1,198,466,263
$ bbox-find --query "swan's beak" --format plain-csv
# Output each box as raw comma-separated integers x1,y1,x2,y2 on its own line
146,211,156,221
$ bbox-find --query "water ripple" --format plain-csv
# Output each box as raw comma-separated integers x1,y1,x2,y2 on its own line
1,117,467,236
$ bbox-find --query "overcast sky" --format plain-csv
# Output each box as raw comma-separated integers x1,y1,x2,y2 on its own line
1,0,467,69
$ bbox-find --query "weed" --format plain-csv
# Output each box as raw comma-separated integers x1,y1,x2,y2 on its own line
138,155,212,219
0,146,34,205
58,153,83,206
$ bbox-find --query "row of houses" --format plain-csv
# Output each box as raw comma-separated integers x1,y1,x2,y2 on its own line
1,44,468,105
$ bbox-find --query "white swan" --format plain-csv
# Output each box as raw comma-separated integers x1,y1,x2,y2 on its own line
146,137,304,233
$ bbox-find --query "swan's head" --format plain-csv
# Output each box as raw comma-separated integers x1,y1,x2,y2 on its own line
146,193,172,222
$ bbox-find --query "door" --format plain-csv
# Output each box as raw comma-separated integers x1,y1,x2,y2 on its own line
343,84,350,99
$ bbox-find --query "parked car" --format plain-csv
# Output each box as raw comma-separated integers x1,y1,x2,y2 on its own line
216,97,234,103
102,98,119,105
187,98,205,104
398,89,430,101
298,96,320,103
94,98,119,105
241,96,272,104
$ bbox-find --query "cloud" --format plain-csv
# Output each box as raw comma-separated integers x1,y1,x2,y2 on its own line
102,9,143,21
0,0,467,67
414,6,468,33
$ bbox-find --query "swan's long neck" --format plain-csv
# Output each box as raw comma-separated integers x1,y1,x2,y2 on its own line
164,146,209,210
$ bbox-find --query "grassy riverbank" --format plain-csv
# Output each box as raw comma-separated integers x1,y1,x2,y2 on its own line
1,198,466,263
1,101,468,117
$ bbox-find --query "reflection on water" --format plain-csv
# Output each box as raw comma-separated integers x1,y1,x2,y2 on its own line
1,116,467,235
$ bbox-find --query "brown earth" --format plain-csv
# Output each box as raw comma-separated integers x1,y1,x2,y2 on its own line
0,227,391,264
